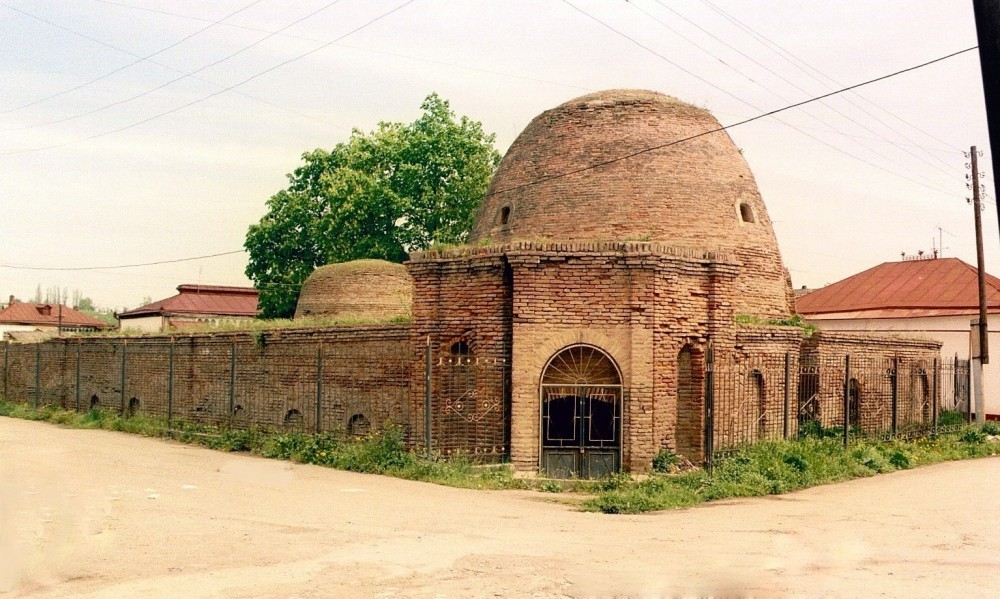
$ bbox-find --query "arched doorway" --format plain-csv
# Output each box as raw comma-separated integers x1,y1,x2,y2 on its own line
539,345,622,478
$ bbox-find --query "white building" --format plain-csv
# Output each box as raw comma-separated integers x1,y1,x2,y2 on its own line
797,256,997,418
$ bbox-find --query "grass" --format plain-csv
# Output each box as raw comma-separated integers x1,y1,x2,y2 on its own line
78,314,412,338
3,400,998,513
0,400,533,491
584,432,1000,514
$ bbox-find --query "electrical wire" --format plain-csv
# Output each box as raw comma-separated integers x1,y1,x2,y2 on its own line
83,0,595,95
699,0,964,157
5,45,977,273
4,0,346,131
486,46,978,198
1,0,417,155
0,250,246,271
570,0,963,199
0,0,266,115
639,0,961,180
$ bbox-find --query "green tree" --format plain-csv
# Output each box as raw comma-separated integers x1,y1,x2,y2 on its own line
245,93,500,318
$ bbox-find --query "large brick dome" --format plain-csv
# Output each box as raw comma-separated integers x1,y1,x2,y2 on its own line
470,89,793,318
294,259,412,321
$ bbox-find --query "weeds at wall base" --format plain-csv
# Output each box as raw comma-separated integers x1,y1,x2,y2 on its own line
3,400,998,513
0,401,538,491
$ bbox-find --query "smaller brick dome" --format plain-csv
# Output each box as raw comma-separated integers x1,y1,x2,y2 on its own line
294,259,413,321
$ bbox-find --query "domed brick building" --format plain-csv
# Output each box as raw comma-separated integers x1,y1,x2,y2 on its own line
294,259,412,321
406,90,938,477
471,89,794,320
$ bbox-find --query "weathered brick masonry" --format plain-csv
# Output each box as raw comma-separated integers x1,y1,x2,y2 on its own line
0,89,948,477
2,325,415,438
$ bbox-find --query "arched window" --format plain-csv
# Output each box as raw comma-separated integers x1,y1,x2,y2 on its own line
739,202,755,223
500,206,511,226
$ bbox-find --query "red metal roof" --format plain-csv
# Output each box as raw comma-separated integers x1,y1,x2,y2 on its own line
0,301,111,329
117,284,259,319
796,258,1000,316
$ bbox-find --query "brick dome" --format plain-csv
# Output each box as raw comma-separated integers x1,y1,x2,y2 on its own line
294,259,412,320
470,89,793,318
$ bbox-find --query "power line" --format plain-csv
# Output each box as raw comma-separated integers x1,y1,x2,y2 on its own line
0,4,351,133
4,0,345,131
2,0,416,155
640,0,961,180
0,0,266,115
83,0,595,95
487,46,978,198
579,0,962,198
560,0,761,111
699,0,964,157
0,250,246,271
3,42,972,275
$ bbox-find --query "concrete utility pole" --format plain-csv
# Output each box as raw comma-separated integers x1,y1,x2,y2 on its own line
971,146,989,424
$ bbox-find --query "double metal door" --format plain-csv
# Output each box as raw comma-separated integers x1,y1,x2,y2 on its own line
540,385,621,478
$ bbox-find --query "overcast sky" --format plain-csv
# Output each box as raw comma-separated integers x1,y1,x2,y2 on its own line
0,0,993,311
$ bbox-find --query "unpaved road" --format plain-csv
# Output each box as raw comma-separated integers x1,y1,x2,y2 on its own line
1,418,999,598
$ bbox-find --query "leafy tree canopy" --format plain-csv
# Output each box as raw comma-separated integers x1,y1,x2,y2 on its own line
245,93,501,318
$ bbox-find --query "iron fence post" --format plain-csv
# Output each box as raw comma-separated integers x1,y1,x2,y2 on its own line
315,343,323,434
782,352,790,439
34,342,41,408
704,340,715,474
843,354,850,448
167,340,174,430
228,341,237,426
959,352,970,423
891,356,899,436
3,340,9,402
119,341,127,414
933,357,940,437
425,336,432,458
75,340,81,412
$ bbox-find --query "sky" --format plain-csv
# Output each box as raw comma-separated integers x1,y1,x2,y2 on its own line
0,0,994,312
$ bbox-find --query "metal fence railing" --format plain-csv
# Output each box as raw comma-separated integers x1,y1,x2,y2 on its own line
0,337,513,459
0,337,974,473
706,349,971,468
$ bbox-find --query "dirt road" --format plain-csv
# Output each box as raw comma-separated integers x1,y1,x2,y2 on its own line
2,417,999,598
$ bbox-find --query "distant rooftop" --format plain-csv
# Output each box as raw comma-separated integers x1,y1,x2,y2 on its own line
117,284,259,319
0,298,111,329
796,257,1000,317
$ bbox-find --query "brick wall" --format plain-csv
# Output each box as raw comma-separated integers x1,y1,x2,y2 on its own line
409,242,740,472
800,332,942,433
1,325,415,439
407,247,513,458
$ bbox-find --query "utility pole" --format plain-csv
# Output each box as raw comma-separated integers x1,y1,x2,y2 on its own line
970,146,989,424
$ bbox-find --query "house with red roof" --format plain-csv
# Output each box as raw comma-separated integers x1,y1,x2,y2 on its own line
117,284,259,333
0,295,112,339
796,256,998,417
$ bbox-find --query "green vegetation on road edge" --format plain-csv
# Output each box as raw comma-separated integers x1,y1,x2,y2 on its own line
3,400,998,514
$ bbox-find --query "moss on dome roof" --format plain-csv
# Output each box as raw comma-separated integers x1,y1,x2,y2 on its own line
294,259,413,321
470,89,793,318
